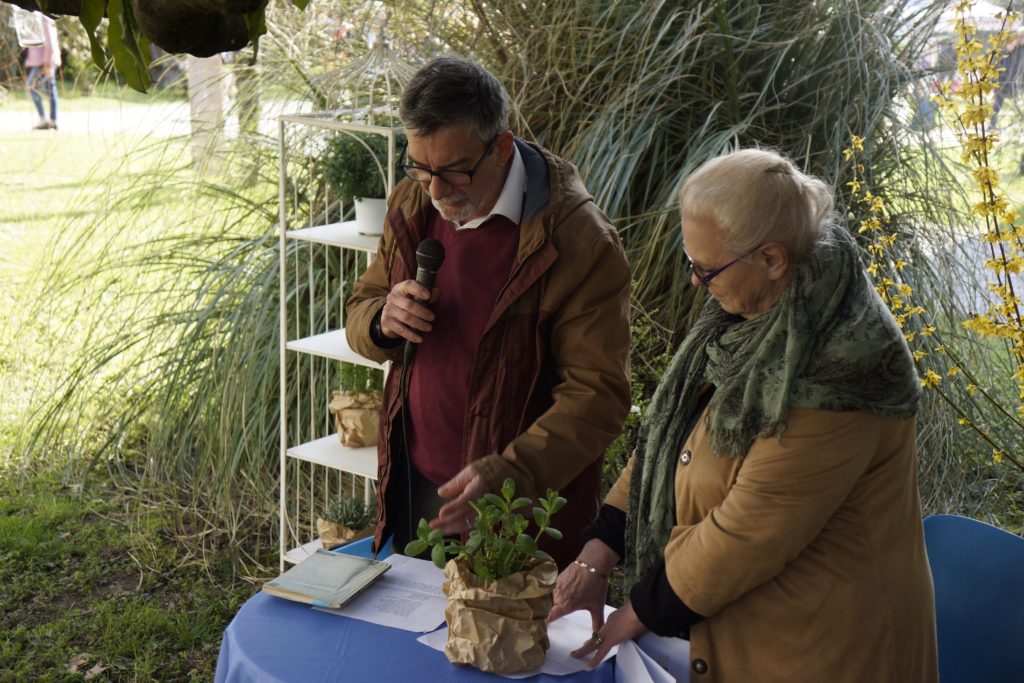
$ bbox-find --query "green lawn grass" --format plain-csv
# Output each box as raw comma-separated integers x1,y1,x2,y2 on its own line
0,472,259,682
0,86,268,682
0,85,192,459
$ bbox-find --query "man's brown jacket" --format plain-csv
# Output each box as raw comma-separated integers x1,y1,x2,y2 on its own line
346,140,631,567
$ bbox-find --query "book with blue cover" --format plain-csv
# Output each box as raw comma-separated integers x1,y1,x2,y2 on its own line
262,549,391,608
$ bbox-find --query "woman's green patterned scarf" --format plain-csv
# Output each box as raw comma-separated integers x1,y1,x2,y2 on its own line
624,225,920,589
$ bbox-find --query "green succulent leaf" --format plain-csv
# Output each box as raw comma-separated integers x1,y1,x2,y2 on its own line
465,534,482,553
472,557,491,581
514,534,537,554
404,539,428,557
544,527,563,540
431,542,447,569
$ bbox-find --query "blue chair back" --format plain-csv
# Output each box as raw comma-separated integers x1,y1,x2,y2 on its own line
923,514,1024,683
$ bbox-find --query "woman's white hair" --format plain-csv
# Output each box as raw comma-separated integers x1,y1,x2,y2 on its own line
678,148,834,263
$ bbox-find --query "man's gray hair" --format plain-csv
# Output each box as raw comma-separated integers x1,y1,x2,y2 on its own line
400,56,510,142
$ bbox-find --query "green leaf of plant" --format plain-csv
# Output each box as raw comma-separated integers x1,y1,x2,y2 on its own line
243,0,270,59
465,534,482,553
501,478,515,500
483,493,505,509
533,507,548,527
472,557,491,581
79,0,106,68
514,534,536,554
416,519,432,539
543,527,563,540
427,529,443,545
107,0,150,93
510,497,532,510
404,539,428,557
431,542,447,569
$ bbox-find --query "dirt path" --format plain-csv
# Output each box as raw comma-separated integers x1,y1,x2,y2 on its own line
0,100,192,135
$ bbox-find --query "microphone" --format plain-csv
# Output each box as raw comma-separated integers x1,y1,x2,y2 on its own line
403,238,445,366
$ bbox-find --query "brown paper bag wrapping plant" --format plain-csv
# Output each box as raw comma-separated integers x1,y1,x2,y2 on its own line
317,496,375,549
405,479,566,674
328,391,381,448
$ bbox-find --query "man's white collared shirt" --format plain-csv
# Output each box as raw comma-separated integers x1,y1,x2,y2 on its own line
454,144,526,231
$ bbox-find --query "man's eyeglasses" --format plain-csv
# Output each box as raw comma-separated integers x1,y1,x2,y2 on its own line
685,247,758,286
400,136,498,187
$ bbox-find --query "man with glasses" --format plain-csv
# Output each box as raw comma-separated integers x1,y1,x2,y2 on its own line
346,56,631,567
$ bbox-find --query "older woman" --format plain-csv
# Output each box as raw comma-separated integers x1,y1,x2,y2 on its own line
549,149,938,682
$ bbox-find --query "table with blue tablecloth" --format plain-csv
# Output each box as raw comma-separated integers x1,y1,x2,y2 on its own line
215,537,685,683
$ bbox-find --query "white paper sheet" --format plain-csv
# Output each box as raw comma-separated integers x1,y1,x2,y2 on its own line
314,554,448,632
417,607,617,679
633,632,691,682
614,640,676,683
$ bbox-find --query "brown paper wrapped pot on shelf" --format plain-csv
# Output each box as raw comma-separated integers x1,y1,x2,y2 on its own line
442,557,558,674
316,518,374,549
328,390,381,448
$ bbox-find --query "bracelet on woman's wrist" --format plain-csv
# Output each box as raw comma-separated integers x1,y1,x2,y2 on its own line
573,559,610,580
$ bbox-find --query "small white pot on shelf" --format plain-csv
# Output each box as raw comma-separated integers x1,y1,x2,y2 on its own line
354,197,387,236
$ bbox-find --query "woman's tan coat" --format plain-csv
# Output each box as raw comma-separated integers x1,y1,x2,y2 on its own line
607,406,938,683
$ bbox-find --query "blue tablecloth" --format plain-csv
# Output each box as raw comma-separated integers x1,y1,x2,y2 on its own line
214,538,616,683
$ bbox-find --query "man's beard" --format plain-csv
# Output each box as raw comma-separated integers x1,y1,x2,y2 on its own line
432,193,479,224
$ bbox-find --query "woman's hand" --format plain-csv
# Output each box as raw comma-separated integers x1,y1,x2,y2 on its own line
571,600,648,668
548,540,620,636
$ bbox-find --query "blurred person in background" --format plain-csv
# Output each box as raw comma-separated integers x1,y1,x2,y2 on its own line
24,12,60,130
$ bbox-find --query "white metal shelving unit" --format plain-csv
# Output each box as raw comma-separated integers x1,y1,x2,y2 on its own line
277,113,402,570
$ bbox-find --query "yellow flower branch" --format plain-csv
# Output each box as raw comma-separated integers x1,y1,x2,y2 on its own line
844,131,1024,472
930,0,1024,421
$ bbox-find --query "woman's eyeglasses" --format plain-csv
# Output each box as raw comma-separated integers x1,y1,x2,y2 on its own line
685,247,759,286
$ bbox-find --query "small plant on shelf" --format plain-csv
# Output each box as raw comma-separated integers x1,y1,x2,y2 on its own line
323,495,375,530
322,131,405,235
323,132,390,204
317,495,375,548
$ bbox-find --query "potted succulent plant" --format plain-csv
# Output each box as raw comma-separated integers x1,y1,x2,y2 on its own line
323,131,398,236
405,478,566,674
317,495,376,549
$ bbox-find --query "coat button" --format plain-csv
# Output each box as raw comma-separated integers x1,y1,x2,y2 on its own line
679,449,692,466
692,659,708,674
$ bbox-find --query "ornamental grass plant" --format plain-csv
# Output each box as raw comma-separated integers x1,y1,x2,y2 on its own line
6,1,1022,594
